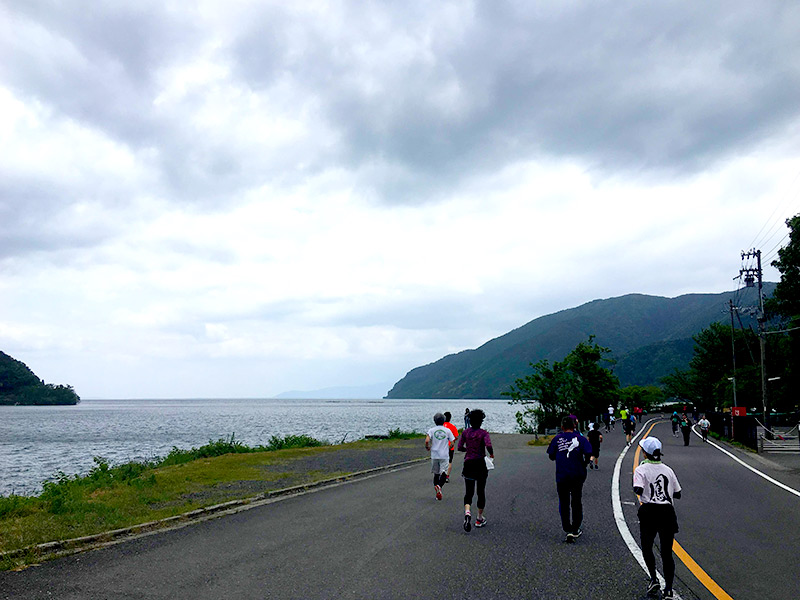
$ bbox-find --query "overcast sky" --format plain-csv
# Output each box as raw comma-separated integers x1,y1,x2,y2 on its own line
2,1,799,399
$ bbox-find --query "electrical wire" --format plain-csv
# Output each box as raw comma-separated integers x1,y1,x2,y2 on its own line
748,168,800,251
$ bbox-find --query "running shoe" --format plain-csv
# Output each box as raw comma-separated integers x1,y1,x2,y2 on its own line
662,589,674,599
646,580,660,597
435,485,442,501
463,512,472,532
564,532,574,543
475,517,486,528
572,528,582,539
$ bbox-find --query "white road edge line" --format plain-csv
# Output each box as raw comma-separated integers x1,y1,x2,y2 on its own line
691,425,800,498
612,419,683,600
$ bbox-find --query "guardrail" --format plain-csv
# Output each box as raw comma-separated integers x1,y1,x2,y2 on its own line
758,427,800,453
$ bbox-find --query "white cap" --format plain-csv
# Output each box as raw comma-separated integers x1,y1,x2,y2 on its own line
639,437,662,456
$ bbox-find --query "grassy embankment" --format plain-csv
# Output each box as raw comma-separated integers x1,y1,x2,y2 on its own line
0,430,422,570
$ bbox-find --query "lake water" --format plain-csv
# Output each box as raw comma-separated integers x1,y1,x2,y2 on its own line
0,398,520,497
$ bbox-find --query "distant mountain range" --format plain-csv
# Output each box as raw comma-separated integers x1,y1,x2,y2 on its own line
386,287,773,400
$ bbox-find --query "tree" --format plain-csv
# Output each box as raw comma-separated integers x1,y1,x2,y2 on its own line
767,214,800,322
765,213,800,413
660,322,793,413
505,337,619,433
618,385,665,413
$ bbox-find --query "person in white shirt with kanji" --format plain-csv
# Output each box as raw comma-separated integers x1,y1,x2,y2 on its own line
634,437,682,599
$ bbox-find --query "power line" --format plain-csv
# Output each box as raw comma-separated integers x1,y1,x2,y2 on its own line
748,167,800,250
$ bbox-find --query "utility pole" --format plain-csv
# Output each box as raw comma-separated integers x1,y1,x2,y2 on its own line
741,249,768,431
728,300,737,408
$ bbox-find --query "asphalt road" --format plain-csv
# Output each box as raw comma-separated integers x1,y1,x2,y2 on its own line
619,420,800,600
2,422,798,599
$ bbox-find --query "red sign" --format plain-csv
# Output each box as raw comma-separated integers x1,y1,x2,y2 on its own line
732,407,747,417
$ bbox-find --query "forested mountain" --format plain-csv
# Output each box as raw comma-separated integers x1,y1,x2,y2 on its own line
386,287,772,399
0,351,80,405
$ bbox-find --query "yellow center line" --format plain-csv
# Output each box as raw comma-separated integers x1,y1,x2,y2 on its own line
633,422,735,600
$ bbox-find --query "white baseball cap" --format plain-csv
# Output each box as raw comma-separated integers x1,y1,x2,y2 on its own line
639,437,662,456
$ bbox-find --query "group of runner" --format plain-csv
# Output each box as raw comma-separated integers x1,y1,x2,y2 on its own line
426,409,684,599
670,411,711,445
424,409,493,531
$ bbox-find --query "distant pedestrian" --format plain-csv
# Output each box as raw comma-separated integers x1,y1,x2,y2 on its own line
587,423,603,470
464,408,471,430
604,405,613,431
679,414,691,446
622,414,635,446
670,411,680,438
443,411,460,482
458,409,493,532
697,416,710,443
425,413,455,501
610,415,616,430
634,437,681,599
547,416,592,542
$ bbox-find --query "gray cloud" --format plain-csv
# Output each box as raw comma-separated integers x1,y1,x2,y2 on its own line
5,1,799,209
230,1,800,199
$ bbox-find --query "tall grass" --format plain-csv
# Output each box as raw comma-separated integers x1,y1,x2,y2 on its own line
0,433,328,516
386,428,420,440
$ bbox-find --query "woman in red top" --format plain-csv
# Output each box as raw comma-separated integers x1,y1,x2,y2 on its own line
457,409,494,532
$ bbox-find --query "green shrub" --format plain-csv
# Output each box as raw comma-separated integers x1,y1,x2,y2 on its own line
265,434,326,450
0,494,37,518
386,428,420,440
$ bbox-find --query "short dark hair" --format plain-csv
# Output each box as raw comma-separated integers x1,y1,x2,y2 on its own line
469,409,485,428
561,416,575,430
433,412,445,426
444,411,452,421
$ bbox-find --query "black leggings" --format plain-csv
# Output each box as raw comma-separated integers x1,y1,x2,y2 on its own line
556,476,584,534
464,477,486,509
433,473,446,487
639,504,677,590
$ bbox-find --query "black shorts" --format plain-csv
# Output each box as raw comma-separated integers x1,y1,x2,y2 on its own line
638,502,679,534
462,457,488,481
448,447,455,462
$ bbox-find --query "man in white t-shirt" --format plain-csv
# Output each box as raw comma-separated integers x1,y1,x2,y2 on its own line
426,413,455,501
697,416,711,442
633,437,682,600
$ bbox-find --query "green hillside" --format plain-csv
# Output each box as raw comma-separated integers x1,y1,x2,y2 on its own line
386,288,770,399
0,352,80,405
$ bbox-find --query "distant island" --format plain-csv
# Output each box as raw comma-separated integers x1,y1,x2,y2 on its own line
0,351,80,406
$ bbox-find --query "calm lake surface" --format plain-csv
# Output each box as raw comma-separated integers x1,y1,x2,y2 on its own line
0,398,519,496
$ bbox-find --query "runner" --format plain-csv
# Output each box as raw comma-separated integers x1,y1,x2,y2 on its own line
442,411,460,482
457,409,493,532
670,411,680,438
622,413,635,446
633,437,682,599
679,413,692,446
546,416,592,542
425,413,455,501
697,415,711,443
604,404,614,432
587,422,603,470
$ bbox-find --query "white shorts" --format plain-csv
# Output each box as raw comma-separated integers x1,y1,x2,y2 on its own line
431,457,449,475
